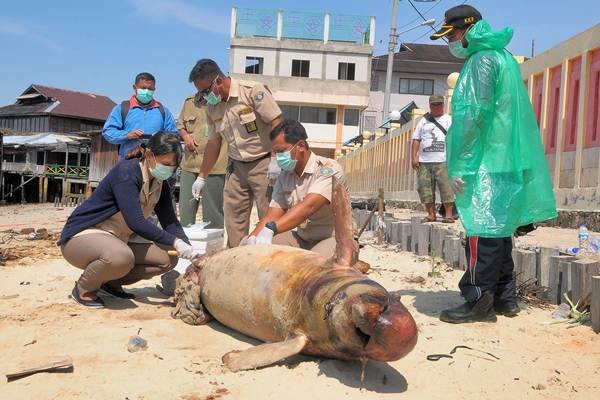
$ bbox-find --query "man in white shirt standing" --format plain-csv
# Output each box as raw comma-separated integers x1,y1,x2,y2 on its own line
411,95,455,223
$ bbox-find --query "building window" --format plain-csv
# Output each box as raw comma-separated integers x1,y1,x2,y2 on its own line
399,78,434,95
344,109,359,126
300,107,337,124
291,60,310,78
280,105,300,121
245,57,264,74
338,63,356,81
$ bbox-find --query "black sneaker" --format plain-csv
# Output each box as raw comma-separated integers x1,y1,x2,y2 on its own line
439,291,497,324
71,284,105,308
494,302,520,317
100,283,136,299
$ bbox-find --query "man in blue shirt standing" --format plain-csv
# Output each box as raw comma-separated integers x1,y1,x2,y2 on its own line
103,72,178,158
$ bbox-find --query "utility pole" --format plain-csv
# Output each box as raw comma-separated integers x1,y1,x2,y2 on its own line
382,0,399,127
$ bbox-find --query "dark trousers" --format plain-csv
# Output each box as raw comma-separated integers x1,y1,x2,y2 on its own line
459,236,517,306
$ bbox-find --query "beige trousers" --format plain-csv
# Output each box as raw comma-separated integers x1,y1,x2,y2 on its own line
61,231,178,296
272,231,336,259
224,156,270,248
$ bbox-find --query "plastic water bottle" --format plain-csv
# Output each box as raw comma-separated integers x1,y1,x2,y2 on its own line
578,224,589,252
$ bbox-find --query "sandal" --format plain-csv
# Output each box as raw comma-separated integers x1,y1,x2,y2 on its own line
421,217,436,223
100,283,136,299
71,284,105,308
442,218,455,223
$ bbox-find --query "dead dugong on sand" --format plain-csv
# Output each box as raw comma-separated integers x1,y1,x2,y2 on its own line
172,181,418,372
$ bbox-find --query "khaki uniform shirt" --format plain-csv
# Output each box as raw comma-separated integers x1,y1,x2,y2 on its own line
95,161,162,242
270,153,346,242
177,94,228,174
206,78,281,162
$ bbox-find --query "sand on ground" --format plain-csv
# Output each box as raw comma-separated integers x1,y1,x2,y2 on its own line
0,204,599,399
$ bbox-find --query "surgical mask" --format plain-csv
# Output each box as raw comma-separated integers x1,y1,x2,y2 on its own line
448,41,469,59
275,143,298,171
150,162,175,181
203,91,222,106
136,88,154,104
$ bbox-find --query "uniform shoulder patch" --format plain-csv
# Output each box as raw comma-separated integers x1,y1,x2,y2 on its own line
255,91,264,101
319,166,334,177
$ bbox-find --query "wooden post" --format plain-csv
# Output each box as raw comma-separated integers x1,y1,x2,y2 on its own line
512,249,537,286
559,259,573,304
443,236,461,269
591,276,600,333
20,174,25,204
377,188,384,245
38,176,43,203
410,216,421,253
42,177,48,203
398,221,412,251
430,226,448,258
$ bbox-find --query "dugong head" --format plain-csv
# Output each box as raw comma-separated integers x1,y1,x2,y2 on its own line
327,282,418,362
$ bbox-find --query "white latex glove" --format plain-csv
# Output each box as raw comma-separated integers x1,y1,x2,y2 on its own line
255,227,274,244
191,176,206,199
239,235,257,246
450,177,465,194
174,239,199,260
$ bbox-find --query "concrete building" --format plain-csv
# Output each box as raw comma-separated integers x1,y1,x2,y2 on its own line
228,7,375,157
521,23,600,211
365,43,463,131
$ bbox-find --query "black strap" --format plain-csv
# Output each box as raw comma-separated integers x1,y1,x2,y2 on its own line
119,100,165,128
424,113,448,135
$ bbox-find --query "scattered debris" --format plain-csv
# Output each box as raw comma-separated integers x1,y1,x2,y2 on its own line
5,356,73,381
0,294,19,300
127,328,148,353
427,345,500,362
517,278,553,309
23,340,37,347
403,275,426,284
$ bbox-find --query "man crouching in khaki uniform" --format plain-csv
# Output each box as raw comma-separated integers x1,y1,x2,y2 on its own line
243,120,345,258
189,59,283,247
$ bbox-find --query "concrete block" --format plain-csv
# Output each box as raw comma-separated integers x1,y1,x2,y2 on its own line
443,236,461,269
512,249,537,286
398,221,412,251
559,259,573,304
430,226,448,259
536,247,559,296
458,243,467,271
384,218,396,243
592,276,600,333
410,216,422,253
415,224,431,256
548,255,574,304
570,259,600,306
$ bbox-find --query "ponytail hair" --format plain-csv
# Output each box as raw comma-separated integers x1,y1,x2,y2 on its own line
124,131,182,166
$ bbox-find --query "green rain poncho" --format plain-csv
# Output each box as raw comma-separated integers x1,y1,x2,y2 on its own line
447,20,557,237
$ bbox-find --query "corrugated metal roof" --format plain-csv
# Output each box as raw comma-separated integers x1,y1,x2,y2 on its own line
372,42,464,74
3,132,90,148
0,84,116,122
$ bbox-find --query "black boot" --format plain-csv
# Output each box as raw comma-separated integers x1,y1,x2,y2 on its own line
494,302,520,317
439,291,497,324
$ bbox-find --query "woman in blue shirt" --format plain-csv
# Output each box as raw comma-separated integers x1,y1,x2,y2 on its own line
59,132,197,308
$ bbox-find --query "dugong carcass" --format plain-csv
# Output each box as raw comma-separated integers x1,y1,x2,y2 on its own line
172,182,418,371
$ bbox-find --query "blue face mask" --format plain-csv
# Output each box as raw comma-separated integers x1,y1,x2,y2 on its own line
203,91,222,106
136,88,154,104
150,162,175,181
275,143,298,171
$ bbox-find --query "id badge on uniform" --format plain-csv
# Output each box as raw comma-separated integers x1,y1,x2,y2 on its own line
238,107,258,134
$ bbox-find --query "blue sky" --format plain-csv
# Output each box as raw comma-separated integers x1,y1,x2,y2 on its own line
1,0,598,115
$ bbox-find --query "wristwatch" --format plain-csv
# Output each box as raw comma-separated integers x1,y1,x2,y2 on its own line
265,221,278,234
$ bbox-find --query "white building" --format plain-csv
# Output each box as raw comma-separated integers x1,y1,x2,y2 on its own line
365,43,463,131
228,7,375,157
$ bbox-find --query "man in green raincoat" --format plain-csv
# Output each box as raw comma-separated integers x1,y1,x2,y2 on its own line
430,5,557,324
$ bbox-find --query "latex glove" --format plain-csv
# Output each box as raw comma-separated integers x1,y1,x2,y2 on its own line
174,239,199,260
450,177,465,194
255,227,274,245
191,176,206,199
239,235,257,246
